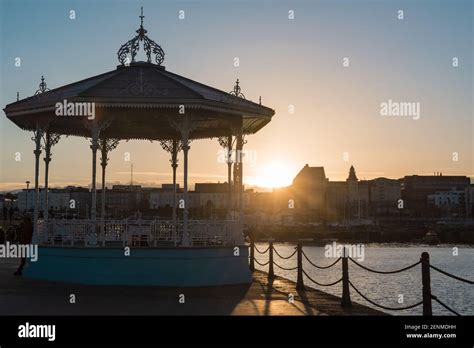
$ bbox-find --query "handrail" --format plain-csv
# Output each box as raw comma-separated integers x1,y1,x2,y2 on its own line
38,218,241,247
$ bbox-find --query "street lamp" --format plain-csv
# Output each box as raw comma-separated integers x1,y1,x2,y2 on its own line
25,181,30,213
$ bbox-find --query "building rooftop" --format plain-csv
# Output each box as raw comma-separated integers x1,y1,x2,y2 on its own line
293,164,326,186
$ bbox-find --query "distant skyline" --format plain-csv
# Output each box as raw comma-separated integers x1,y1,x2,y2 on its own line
1,0,472,192
2,163,471,194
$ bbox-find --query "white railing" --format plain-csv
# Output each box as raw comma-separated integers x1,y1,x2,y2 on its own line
37,218,244,247
38,219,97,246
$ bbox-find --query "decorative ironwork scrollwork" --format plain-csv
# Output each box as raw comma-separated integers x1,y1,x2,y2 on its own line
160,138,183,154
160,139,183,167
99,138,120,167
42,131,61,162
229,79,245,99
117,7,165,66
35,76,50,95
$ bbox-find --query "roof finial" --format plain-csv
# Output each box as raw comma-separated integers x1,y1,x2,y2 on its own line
117,7,165,66
139,6,144,27
229,78,245,99
35,75,50,95
136,6,147,39
17,91,19,101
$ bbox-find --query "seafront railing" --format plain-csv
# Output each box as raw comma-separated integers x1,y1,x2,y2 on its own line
249,240,473,316
36,219,243,247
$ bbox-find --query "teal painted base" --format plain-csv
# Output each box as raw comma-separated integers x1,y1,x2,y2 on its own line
23,246,252,286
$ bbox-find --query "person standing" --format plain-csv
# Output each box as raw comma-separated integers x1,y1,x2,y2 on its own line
13,216,33,276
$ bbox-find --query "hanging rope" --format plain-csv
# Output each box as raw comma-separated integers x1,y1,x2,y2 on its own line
349,257,421,275
430,265,474,284
302,270,342,287
349,280,423,311
254,244,270,254
431,295,461,316
302,250,341,269
273,247,297,260
254,258,270,266
273,261,298,271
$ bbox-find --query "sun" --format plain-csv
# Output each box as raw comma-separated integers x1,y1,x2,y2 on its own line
245,161,295,189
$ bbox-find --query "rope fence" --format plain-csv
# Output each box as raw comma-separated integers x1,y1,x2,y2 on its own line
349,257,420,274
273,247,297,260
254,258,270,267
254,244,270,254
302,251,341,269
429,265,474,284
431,295,461,316
303,270,342,287
349,280,423,311
248,241,472,316
273,262,298,271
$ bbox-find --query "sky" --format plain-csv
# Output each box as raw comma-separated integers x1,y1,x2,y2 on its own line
0,0,473,192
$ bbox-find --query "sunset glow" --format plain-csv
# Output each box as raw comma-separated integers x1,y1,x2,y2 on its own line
245,162,295,189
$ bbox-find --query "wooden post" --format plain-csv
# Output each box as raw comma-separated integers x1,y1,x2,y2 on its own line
268,240,274,280
421,252,432,316
341,247,352,307
296,242,304,290
249,238,255,272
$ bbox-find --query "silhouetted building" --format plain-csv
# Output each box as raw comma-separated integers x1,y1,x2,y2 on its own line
325,166,369,222
428,189,469,218
369,178,402,217
291,164,327,221
195,183,228,209
401,174,470,217
67,186,91,218
346,166,369,220
18,188,69,213
98,185,141,218
326,181,346,221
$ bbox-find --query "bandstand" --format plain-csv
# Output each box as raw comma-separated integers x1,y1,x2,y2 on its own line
3,9,274,286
